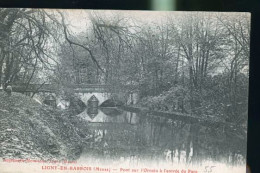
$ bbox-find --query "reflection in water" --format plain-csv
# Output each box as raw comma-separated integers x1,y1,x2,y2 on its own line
87,107,98,119
77,108,246,167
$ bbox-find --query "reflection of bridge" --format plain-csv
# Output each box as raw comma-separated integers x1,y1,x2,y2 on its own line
86,122,137,131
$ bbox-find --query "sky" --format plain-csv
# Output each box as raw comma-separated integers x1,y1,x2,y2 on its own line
47,9,250,35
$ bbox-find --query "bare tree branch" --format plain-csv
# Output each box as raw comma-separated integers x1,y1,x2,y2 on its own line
58,11,104,73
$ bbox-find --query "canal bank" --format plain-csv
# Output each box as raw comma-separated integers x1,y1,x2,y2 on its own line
118,105,245,130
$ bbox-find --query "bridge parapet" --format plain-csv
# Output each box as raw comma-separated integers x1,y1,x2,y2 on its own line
12,83,110,93
12,84,55,93
12,83,135,93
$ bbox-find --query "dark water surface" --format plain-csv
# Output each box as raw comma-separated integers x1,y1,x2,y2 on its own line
77,107,246,166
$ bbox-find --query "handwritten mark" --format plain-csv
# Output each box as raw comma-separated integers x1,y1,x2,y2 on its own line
204,166,216,173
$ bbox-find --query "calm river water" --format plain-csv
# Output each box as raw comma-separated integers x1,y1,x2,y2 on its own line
76,107,246,167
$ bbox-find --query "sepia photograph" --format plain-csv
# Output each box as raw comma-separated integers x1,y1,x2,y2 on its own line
0,9,250,173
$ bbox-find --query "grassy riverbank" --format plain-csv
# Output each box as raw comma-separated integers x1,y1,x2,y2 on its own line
0,91,84,160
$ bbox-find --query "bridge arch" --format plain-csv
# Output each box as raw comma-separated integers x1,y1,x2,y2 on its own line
76,92,110,106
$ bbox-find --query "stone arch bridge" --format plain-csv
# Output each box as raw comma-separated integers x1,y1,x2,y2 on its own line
12,84,138,106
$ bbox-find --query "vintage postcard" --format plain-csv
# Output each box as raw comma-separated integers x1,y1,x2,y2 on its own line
0,9,250,173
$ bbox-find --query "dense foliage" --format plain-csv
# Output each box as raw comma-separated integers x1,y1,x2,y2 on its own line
0,9,250,125
56,12,249,124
